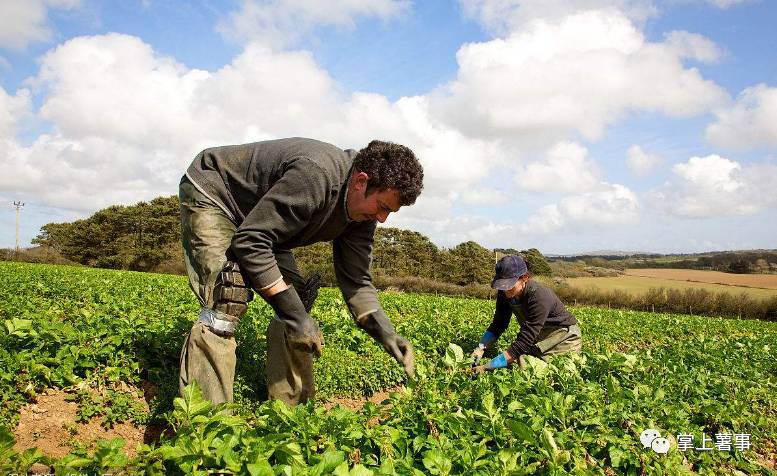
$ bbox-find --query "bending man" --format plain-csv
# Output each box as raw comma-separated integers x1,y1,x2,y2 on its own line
179,137,423,405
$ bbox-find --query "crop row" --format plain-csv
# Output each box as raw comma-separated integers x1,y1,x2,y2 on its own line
1,261,775,474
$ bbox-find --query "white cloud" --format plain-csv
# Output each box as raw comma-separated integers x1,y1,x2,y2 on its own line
389,207,519,248
517,141,600,192
459,0,658,35
316,92,507,196
459,188,510,205
433,8,728,143
218,0,409,49
706,84,777,151
663,30,722,63
0,0,81,50
705,0,750,8
673,155,740,192
2,34,506,215
36,34,209,153
0,87,32,139
649,154,777,217
0,2,754,251
626,145,663,176
519,182,640,234
4,35,340,211
520,204,566,235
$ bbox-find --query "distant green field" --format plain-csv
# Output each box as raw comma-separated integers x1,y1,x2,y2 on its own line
567,274,777,300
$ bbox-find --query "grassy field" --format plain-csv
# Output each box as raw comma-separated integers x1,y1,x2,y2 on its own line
567,270,777,300
624,269,777,289
2,261,776,474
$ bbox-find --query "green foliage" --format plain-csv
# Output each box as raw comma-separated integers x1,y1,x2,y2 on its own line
555,250,777,275
32,196,182,272
1,261,776,474
67,388,148,428
553,282,777,321
521,248,553,276
294,241,337,286
372,227,439,279
443,241,494,286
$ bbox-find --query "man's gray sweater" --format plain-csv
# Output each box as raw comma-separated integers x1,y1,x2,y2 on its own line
186,137,382,320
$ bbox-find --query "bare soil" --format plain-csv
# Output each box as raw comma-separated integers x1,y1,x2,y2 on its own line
12,386,774,473
12,386,164,459
321,387,402,412
13,385,401,461
755,439,776,471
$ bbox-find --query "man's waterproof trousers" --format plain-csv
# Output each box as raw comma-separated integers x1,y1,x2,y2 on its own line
178,175,314,406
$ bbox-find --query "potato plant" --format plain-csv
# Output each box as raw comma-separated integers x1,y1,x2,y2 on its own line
0,261,775,474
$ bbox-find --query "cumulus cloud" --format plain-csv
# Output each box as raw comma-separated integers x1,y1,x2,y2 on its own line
327,94,507,196
388,204,519,248
2,33,506,214
626,145,663,176
519,182,640,234
0,1,744,250
0,87,32,139
459,0,658,35
433,7,728,143
459,188,510,206
218,0,409,49
649,154,777,217
663,30,722,63
0,0,81,50
706,84,777,151
705,0,751,8
521,183,639,234
3,35,340,211
517,141,601,192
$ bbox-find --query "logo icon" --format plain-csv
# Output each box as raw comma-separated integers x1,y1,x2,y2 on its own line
640,429,670,454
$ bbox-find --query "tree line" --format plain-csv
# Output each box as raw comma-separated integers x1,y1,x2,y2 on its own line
29,195,552,288
12,195,777,320
556,251,777,275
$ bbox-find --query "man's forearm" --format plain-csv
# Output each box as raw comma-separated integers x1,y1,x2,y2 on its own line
260,279,289,299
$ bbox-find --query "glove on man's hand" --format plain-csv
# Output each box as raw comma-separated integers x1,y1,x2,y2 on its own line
357,312,415,377
267,287,323,357
386,334,415,378
299,273,321,313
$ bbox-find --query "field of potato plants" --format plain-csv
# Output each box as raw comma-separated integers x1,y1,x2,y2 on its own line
1,261,776,475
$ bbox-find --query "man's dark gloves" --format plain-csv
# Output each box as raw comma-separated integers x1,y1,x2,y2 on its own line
299,273,321,313
267,286,323,357
357,312,415,377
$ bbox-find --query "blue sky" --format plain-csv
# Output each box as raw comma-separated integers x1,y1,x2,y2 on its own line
1,0,776,254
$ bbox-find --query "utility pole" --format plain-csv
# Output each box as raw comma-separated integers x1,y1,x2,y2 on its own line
13,201,24,256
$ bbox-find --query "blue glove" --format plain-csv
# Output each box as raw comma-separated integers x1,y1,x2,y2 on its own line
479,331,496,347
471,331,498,367
484,353,509,370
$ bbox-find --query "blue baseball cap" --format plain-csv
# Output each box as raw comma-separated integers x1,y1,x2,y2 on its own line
491,255,529,290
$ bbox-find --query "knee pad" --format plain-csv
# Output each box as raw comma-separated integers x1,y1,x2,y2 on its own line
214,261,254,317
200,261,253,336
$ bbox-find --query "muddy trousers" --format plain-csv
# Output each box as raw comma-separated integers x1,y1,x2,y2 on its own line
518,324,582,369
177,176,314,406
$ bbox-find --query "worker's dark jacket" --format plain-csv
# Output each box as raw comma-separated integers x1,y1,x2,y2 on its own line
185,137,381,321
487,280,577,359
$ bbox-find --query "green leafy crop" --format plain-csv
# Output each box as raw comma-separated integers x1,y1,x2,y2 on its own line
0,261,775,474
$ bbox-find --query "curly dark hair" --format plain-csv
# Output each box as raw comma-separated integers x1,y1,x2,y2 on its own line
352,140,424,206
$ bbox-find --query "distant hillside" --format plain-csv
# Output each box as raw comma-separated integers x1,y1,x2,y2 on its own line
549,249,777,275
547,250,656,258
